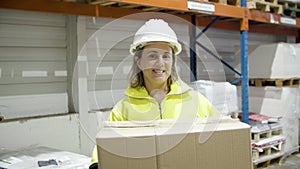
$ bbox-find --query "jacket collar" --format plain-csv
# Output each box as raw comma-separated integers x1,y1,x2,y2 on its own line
125,80,192,99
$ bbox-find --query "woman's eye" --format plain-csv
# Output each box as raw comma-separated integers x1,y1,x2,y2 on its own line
148,54,157,58
163,54,171,59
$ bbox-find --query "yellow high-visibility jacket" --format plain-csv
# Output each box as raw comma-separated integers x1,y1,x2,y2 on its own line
91,80,219,164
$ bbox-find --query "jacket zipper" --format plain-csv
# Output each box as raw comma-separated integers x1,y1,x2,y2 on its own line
158,103,162,119
150,97,164,120
158,98,166,120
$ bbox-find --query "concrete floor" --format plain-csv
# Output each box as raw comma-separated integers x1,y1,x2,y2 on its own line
266,152,300,169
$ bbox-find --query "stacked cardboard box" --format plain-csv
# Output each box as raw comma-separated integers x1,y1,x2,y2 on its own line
96,117,252,169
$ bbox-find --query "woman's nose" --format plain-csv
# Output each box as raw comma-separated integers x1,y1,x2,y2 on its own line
155,56,164,66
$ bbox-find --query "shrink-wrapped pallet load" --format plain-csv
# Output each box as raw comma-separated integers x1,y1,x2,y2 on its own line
190,80,238,116
236,42,300,79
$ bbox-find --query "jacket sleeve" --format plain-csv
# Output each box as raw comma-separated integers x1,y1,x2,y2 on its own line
90,145,98,164
107,101,127,121
90,102,125,166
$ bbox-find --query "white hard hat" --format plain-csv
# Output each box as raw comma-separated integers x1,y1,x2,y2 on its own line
130,19,182,55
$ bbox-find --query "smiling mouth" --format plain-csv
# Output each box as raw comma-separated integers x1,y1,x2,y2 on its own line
152,69,165,74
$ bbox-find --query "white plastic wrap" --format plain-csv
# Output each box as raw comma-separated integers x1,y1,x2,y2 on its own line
236,43,300,79
0,146,90,169
190,80,238,116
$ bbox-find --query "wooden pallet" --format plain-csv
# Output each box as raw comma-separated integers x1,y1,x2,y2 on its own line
247,0,283,14
249,78,300,87
252,142,285,160
255,0,279,4
252,127,283,142
227,0,241,5
278,0,300,17
253,153,284,169
202,0,241,6
279,0,300,8
283,7,300,17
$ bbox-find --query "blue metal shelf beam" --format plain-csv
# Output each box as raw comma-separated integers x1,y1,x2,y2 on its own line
189,3,249,123
190,15,197,82
240,0,249,124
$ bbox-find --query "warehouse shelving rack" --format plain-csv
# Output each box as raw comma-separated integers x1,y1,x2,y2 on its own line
1,0,300,124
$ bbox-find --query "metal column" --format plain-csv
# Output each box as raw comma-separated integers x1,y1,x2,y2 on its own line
190,15,197,82
240,0,249,123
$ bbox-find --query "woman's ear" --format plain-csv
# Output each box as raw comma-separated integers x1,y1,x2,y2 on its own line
135,56,142,70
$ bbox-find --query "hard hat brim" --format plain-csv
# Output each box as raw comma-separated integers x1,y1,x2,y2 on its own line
130,41,182,56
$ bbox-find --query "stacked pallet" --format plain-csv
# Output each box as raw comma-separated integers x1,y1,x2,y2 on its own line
252,134,286,169
245,113,286,168
237,78,300,87
236,43,300,167
252,136,285,169
238,86,300,155
248,78,300,87
278,0,300,17
247,0,283,14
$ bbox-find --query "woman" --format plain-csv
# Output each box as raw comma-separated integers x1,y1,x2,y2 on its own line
89,19,219,169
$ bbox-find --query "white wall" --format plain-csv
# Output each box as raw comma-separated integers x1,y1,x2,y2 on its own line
0,9,68,119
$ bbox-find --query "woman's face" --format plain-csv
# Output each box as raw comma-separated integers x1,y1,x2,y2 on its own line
137,43,173,87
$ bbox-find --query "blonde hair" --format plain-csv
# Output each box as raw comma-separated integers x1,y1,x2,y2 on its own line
128,46,179,88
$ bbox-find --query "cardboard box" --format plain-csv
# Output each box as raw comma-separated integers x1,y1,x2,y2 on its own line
96,117,252,169
97,126,157,169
